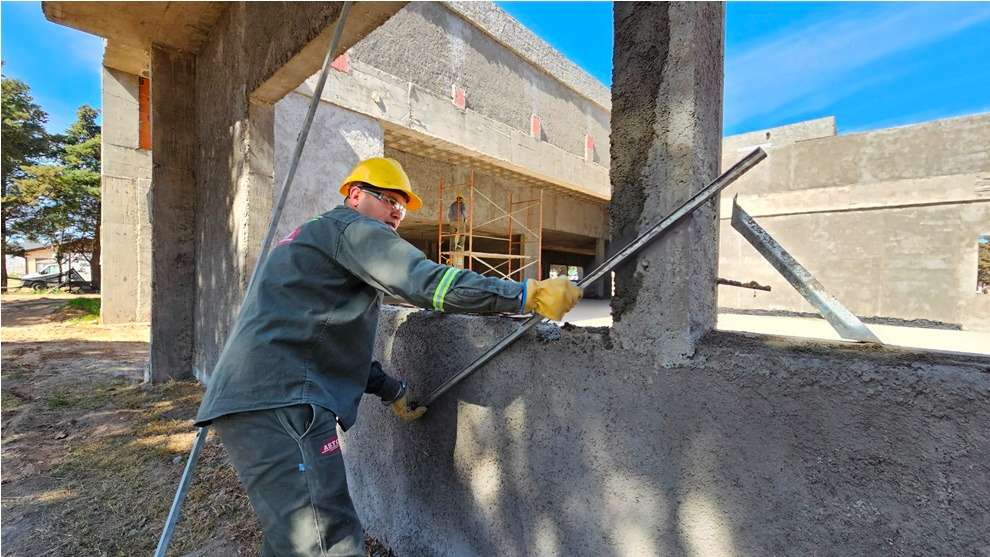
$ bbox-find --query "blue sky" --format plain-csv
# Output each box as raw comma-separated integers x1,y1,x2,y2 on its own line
2,2,988,136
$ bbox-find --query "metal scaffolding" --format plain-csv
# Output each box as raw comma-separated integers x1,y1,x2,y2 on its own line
437,169,543,281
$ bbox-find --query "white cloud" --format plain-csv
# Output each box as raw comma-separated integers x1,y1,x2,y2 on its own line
725,3,990,129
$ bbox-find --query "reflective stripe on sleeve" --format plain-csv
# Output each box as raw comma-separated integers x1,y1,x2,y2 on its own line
432,267,461,312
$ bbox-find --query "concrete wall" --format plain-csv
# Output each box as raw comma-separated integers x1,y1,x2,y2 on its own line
153,2,403,379
350,2,610,166
719,114,990,331
293,2,609,201
272,92,384,242
342,307,990,556
100,66,151,324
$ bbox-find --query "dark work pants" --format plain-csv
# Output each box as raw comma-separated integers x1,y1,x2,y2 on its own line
213,404,363,557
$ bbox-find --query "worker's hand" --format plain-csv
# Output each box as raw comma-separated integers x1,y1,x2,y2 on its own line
524,277,582,321
390,395,427,422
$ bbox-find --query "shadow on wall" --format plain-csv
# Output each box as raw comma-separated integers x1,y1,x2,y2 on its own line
345,307,990,556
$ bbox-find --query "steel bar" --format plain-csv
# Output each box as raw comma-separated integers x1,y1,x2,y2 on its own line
153,427,208,557
414,147,767,408
730,197,881,343
716,277,772,291
155,5,353,556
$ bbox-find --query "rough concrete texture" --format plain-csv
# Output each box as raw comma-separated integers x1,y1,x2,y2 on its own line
342,306,990,556
188,2,404,377
299,55,609,200
100,66,151,324
150,46,197,381
720,113,990,331
445,2,611,110
349,2,610,166
272,92,384,242
609,2,724,362
722,116,836,152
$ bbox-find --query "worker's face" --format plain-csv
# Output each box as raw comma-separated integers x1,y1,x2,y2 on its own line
348,186,406,230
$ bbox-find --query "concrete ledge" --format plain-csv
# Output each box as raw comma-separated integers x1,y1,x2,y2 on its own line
720,173,990,218
296,59,609,200
343,306,990,555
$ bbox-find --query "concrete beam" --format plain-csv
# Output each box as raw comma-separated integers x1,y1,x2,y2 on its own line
251,2,405,103
609,2,725,362
149,45,197,381
43,2,226,54
294,59,610,200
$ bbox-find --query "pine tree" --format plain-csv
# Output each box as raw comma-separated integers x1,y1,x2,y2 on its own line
1,75,52,289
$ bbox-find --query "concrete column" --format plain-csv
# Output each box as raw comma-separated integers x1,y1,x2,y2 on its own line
609,2,724,362
100,67,152,324
150,45,196,382
589,236,607,299
240,100,275,292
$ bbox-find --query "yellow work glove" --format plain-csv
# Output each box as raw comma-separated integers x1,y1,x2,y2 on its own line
390,395,427,422
524,277,583,321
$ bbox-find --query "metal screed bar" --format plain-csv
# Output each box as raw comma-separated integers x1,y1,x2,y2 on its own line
414,147,768,408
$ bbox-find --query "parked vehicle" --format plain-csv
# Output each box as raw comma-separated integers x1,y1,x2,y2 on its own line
19,265,91,292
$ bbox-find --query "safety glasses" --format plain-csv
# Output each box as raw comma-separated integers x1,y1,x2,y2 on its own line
360,187,407,217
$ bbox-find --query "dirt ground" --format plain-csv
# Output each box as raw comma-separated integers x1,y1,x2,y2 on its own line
1,294,263,556
1,294,397,556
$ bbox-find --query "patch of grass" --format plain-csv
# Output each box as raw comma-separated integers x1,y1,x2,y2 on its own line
66,297,100,315
45,390,76,409
40,379,263,556
58,297,100,323
2,389,29,410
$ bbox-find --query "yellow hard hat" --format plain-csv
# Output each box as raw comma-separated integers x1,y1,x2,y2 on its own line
339,157,422,211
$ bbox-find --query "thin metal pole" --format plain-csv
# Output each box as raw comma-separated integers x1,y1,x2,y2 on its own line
468,170,475,271
537,188,543,280
507,190,513,279
438,175,444,263
155,5,353,556
154,427,208,557
413,147,767,408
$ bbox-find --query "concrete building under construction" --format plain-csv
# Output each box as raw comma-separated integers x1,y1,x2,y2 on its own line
45,1,989,555
97,1,990,334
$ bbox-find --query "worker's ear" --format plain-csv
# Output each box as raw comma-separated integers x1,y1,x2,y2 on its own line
345,184,360,206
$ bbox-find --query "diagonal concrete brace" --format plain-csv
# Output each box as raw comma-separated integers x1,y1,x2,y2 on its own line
730,197,882,343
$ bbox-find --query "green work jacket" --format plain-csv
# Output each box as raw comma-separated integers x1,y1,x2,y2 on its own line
195,205,524,430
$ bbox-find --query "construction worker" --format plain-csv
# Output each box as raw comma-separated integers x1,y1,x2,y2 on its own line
448,193,468,252
194,157,581,557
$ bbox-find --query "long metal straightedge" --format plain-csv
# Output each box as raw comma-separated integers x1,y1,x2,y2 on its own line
154,5,353,557
730,197,881,343
414,147,768,408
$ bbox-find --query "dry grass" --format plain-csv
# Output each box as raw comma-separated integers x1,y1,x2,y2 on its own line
1,295,396,556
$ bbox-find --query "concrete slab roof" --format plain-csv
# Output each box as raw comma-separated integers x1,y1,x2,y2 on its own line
43,2,226,74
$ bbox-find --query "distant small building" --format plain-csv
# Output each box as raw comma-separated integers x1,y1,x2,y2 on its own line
4,240,91,280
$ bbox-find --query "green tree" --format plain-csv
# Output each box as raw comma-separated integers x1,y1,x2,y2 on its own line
1,74,52,289
15,105,101,288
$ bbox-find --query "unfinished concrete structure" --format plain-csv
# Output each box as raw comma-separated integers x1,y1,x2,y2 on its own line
47,2,988,555
719,114,990,331
274,1,610,290
93,2,988,335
